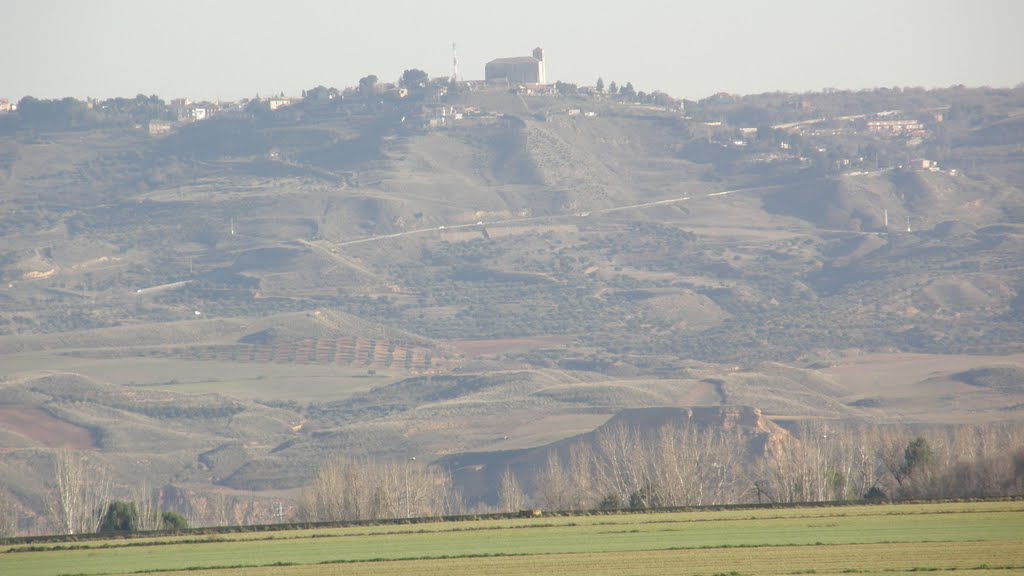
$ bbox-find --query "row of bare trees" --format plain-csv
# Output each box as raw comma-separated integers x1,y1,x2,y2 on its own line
524,422,750,511
295,456,460,522
755,421,1024,503
3,451,192,537
7,420,1021,536
508,420,1024,512
207,420,1024,526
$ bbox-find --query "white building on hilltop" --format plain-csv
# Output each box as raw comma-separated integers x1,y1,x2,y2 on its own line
485,47,545,85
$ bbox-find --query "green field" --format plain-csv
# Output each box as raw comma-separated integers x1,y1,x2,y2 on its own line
2,501,1022,576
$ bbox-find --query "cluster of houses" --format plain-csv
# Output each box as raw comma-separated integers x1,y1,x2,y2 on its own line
4,46,667,138
135,47,551,137
696,104,955,177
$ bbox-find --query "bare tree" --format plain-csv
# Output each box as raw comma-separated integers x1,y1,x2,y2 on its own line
592,423,650,507
874,426,909,494
535,450,574,511
133,481,162,531
0,489,17,537
497,468,526,512
652,423,694,506
46,450,111,535
848,424,879,500
565,443,596,509
296,456,457,522
296,456,370,522
700,427,747,505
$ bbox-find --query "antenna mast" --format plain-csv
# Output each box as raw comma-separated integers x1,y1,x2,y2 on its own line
451,42,459,82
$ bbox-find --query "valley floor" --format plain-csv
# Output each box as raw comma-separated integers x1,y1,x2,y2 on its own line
2,501,1022,576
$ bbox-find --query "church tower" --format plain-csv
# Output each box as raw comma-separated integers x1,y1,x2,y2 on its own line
532,47,545,84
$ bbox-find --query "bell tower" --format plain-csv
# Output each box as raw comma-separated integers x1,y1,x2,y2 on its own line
532,47,545,84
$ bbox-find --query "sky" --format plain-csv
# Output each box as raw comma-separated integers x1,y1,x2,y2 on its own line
2,0,1022,103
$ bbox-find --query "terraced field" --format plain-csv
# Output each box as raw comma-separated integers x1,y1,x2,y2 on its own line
81,337,443,372
3,501,1021,576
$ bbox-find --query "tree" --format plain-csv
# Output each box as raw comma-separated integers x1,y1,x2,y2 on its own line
608,81,618,95
295,456,457,522
0,490,16,537
629,482,662,509
596,77,605,93
46,450,111,535
497,468,526,512
555,81,578,96
598,493,621,510
904,437,933,475
901,436,935,497
876,428,910,491
161,511,189,530
358,75,379,96
100,501,139,533
591,423,651,508
133,482,163,531
400,69,429,90
535,450,573,510
864,486,887,501
620,82,636,99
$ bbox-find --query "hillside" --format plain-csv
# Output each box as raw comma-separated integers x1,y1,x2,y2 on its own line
1,85,1023,531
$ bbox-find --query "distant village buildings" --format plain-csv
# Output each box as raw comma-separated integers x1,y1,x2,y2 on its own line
485,47,546,85
866,118,923,135
0,98,12,112
147,120,172,136
268,98,294,111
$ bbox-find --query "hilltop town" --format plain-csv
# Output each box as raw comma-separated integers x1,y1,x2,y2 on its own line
3,46,988,185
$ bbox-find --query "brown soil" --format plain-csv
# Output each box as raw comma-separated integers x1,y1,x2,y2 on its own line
0,406,95,449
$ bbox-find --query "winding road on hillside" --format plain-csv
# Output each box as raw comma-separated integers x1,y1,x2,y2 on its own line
134,184,891,294
332,184,790,248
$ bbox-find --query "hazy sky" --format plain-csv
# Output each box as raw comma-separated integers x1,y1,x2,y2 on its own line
3,0,1021,102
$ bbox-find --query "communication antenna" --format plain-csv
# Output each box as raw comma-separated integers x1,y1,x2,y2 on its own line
274,501,284,523
451,42,459,82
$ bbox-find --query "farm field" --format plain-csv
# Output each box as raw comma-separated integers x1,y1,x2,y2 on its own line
2,501,1022,576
